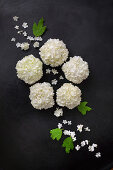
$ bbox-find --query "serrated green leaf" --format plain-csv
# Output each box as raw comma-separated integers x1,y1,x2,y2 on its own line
78,101,92,115
33,17,47,37
62,137,74,153
50,128,62,141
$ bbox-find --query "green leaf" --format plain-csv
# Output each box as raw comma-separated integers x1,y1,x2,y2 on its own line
78,101,92,115
50,128,62,141
33,17,47,37
62,137,74,153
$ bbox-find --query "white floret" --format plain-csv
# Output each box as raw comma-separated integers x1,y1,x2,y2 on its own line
39,38,69,67
29,82,54,110
54,108,63,117
16,55,43,84
21,42,29,50
62,56,89,84
56,83,81,109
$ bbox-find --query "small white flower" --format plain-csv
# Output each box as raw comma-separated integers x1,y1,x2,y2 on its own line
92,143,98,148
27,36,34,41
23,31,27,37
17,30,23,34
70,132,76,139
67,121,72,125
46,69,51,74
63,130,71,136
72,137,76,141
21,42,29,51
16,42,21,48
58,123,62,129
63,120,67,124
54,108,63,117
33,42,39,48
95,152,101,158
85,140,89,145
88,145,94,152
22,22,28,28
84,127,90,132
70,131,75,137
51,69,58,75
15,25,19,29
59,75,64,80
11,37,16,42
77,124,83,132
81,141,86,147
51,79,58,85
75,145,80,151
13,16,19,21
34,37,42,41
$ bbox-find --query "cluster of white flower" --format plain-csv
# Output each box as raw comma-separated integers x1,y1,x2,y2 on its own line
29,82,54,110
56,120,101,158
39,39,69,67
62,56,89,84
12,16,43,50
56,83,81,109
16,55,43,84
54,108,63,117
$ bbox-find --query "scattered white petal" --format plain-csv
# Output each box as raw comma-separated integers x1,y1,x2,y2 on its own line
13,16,19,21
77,124,83,132
33,42,39,48
21,42,29,51
88,145,95,152
72,137,76,141
16,42,21,48
85,140,89,145
23,31,27,37
70,131,76,138
51,69,58,75
46,69,51,74
63,120,67,124
17,30,23,34
34,37,42,41
81,141,86,147
75,145,80,151
22,22,28,28
92,143,98,148
27,36,34,41
15,25,19,30
95,152,101,158
84,127,90,132
54,108,63,117
11,37,16,42
51,79,58,85
63,130,71,136
68,121,72,125
59,75,64,80
58,123,62,129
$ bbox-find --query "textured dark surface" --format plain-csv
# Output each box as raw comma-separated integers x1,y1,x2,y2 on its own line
0,0,113,170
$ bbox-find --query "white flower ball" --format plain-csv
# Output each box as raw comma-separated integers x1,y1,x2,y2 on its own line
16,54,43,84
39,38,69,67
29,82,55,110
62,56,89,84
56,83,81,109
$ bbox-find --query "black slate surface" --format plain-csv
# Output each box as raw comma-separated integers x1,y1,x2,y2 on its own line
0,0,113,170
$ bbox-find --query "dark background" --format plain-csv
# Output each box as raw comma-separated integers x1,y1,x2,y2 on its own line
0,0,113,169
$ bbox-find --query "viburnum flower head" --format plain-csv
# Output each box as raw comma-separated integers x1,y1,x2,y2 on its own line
62,56,89,84
56,83,81,109
29,82,55,110
16,55,43,84
39,38,69,67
